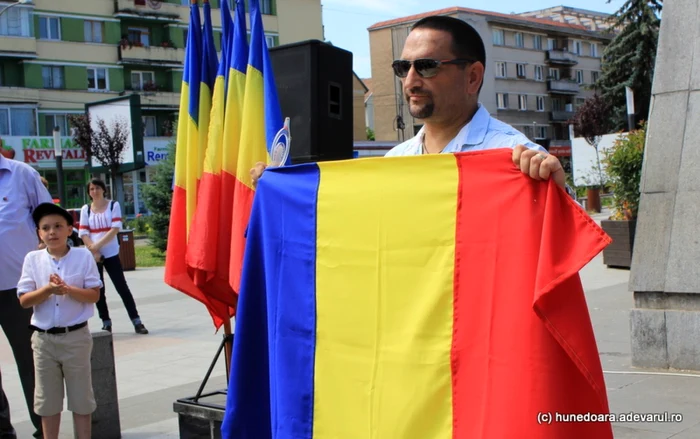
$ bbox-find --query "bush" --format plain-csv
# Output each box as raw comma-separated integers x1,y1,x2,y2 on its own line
602,122,646,220
132,214,150,235
141,140,175,253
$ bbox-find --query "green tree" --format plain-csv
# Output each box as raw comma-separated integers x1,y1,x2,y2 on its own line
141,139,175,253
596,0,662,130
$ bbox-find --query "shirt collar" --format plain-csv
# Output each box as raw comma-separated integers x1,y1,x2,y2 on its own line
0,155,10,172
461,104,490,146
414,103,491,153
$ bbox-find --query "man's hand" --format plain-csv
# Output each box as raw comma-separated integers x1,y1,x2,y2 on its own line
512,145,566,190
250,161,267,188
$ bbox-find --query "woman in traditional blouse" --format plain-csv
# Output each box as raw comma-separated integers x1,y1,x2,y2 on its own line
78,178,148,334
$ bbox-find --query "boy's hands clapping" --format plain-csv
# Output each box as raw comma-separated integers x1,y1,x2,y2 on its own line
49,273,68,295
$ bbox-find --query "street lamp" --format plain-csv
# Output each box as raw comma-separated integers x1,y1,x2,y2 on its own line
0,0,31,17
53,126,66,206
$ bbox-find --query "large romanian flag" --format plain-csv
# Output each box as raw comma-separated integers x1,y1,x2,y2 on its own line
228,0,284,294
222,149,613,439
186,0,238,307
165,1,228,328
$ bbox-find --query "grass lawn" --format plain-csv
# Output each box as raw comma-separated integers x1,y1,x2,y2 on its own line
135,245,165,267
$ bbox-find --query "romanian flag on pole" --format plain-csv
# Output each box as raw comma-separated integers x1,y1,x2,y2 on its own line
228,0,284,294
186,0,238,306
165,1,228,329
221,150,614,439
195,0,218,187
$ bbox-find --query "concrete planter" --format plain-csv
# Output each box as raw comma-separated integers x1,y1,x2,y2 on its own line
601,219,636,269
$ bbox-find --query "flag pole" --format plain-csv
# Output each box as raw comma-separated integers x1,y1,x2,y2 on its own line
223,319,233,381
197,0,234,381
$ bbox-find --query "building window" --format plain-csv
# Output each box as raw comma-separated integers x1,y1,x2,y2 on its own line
573,40,583,55
128,27,150,47
548,68,560,80
265,34,276,48
495,62,506,78
534,65,543,81
84,21,104,43
576,70,584,84
0,107,37,136
496,93,508,109
87,67,108,91
42,66,64,89
516,64,526,79
536,126,547,139
514,32,524,48
592,71,600,83
533,35,542,50
0,7,30,37
590,43,598,57
518,95,527,111
142,116,157,137
39,16,61,40
536,96,545,112
261,0,274,15
131,71,155,90
492,29,504,46
547,38,556,50
42,113,70,136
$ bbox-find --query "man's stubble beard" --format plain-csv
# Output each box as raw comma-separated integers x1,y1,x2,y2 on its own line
407,96,434,119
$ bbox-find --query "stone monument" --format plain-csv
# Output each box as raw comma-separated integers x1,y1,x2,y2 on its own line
629,0,700,370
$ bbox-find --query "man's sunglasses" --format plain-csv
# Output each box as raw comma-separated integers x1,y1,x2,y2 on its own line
391,58,475,78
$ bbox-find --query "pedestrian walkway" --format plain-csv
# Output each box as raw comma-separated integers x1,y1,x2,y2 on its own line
3,230,700,437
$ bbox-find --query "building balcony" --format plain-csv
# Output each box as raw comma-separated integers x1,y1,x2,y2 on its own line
114,0,181,22
547,79,580,95
546,49,579,66
37,41,117,64
550,110,575,122
119,45,184,67
0,87,120,109
125,90,180,108
0,36,36,58
0,86,40,103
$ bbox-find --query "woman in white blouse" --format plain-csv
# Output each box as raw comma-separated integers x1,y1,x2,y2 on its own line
78,179,148,334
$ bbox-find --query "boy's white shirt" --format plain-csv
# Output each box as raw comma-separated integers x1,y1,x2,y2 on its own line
17,247,102,330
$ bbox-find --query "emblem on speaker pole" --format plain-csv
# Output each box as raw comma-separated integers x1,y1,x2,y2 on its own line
147,0,162,10
269,117,291,168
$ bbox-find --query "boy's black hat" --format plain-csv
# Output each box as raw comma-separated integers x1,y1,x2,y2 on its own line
33,202,74,227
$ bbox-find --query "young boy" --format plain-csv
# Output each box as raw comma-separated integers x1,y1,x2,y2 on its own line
17,202,102,439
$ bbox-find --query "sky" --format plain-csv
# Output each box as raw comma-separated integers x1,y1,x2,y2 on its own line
321,0,622,79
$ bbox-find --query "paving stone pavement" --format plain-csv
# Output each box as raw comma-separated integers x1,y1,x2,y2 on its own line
2,209,699,438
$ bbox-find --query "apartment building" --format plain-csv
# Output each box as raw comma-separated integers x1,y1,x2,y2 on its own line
367,6,613,170
0,0,322,215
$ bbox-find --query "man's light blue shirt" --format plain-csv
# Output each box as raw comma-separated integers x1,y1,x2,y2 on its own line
385,104,546,157
0,155,53,290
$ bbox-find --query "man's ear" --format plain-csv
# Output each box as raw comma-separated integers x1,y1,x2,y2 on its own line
466,62,485,95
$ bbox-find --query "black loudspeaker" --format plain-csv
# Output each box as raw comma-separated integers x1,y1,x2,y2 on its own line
269,40,354,164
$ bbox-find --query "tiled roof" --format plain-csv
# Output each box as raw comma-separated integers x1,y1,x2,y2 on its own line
368,6,590,32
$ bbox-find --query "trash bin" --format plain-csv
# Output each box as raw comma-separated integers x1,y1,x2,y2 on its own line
118,229,136,271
